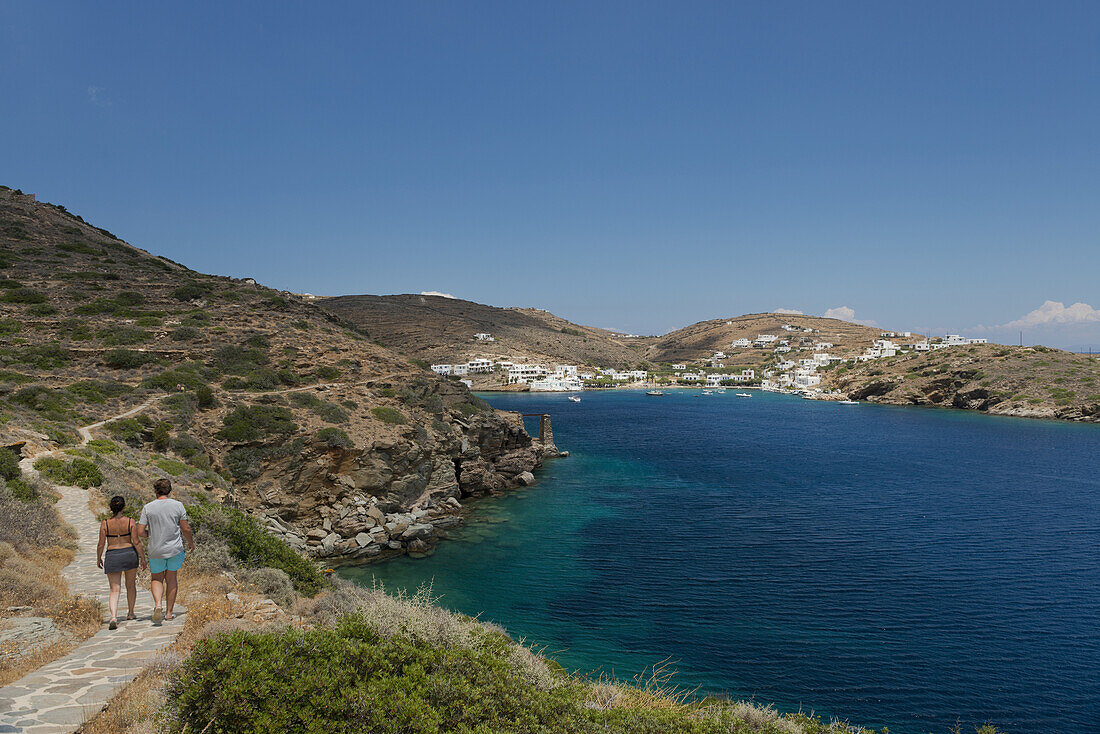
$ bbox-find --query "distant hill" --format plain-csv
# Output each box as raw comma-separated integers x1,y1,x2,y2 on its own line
321,294,648,368
645,312,890,364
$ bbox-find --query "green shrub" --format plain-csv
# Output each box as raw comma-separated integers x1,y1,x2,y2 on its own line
107,417,146,445
186,501,324,595
104,348,158,369
171,325,201,341
166,618,581,734
1,287,47,304
370,406,406,424
98,326,150,346
142,364,210,391
7,477,38,502
9,385,72,421
0,318,20,336
58,241,101,255
314,365,341,381
171,282,211,302
66,380,134,404
156,458,191,476
33,456,103,487
135,315,162,327
86,439,120,455
195,384,217,408
152,422,172,451
0,370,33,384
14,342,69,369
211,345,269,375
0,448,20,481
315,427,352,449
217,405,298,443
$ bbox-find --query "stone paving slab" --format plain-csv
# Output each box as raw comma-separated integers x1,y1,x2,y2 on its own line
1,408,186,733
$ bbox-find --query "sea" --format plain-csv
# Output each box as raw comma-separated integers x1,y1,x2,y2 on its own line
340,389,1100,733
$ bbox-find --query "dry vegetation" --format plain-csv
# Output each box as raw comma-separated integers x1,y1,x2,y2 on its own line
0,477,101,685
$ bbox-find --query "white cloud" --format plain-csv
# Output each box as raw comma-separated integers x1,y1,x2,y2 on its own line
774,308,803,315
1001,300,1100,329
87,86,109,106
420,291,455,299
823,306,878,327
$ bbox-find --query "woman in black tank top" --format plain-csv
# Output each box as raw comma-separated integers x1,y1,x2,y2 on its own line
96,495,147,629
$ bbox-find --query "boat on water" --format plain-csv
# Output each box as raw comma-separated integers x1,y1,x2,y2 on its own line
701,390,713,395
567,395,581,402
735,393,752,398
646,390,665,396
838,399,859,404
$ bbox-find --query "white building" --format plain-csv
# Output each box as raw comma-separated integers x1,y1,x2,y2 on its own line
554,365,579,377
474,333,495,342
774,345,791,353
507,364,546,384
672,363,687,370
732,338,751,348
431,364,453,376
452,364,469,376
680,372,702,382
713,351,727,359
467,358,494,373
753,334,778,347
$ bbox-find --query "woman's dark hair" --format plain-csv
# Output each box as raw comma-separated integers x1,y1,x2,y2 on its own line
109,495,126,515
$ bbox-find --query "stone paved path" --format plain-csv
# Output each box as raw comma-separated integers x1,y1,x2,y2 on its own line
0,403,185,733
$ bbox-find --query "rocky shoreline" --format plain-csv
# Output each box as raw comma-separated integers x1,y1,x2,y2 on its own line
253,413,566,564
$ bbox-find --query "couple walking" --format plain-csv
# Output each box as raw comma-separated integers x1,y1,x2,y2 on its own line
95,478,194,628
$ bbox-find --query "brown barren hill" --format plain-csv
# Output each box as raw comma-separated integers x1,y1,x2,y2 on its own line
646,312,890,363
321,293,647,367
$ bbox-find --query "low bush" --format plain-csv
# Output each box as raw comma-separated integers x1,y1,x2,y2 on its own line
370,406,406,424
171,282,211,302
98,326,150,346
107,417,147,445
141,363,210,391
66,380,134,404
13,342,69,369
85,439,120,455
1,287,47,304
0,318,20,337
315,427,352,449
103,349,158,369
0,449,20,481
170,325,201,341
211,344,269,375
216,405,297,443
166,617,582,734
7,477,38,502
186,501,324,596
156,458,191,476
33,456,103,488
244,567,296,609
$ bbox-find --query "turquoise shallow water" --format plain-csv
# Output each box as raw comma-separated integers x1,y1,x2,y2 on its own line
340,390,1100,733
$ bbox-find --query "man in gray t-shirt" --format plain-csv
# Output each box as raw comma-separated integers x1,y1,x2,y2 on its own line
137,478,194,623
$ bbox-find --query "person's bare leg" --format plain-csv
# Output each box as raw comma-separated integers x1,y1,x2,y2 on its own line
151,570,165,622
107,572,121,625
124,568,138,618
165,569,179,619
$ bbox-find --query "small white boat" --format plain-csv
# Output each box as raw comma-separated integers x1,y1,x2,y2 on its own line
701,390,713,395
646,390,665,396
736,393,752,398
838,399,859,405
567,395,581,402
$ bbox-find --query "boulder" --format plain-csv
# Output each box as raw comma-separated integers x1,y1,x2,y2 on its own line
306,527,328,540
354,532,373,547
431,516,462,530
400,523,434,541
517,471,536,486
407,539,431,554
321,532,339,554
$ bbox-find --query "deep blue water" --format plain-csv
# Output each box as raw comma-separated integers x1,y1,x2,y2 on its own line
341,390,1100,733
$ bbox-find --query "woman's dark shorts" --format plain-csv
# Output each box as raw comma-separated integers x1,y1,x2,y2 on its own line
104,547,139,574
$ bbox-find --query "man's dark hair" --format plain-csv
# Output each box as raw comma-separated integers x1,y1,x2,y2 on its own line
153,478,172,496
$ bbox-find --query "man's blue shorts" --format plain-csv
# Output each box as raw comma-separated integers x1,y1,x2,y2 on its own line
149,550,185,573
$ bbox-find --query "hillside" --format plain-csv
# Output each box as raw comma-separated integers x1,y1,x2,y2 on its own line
825,343,1100,422
0,186,554,564
646,312,890,364
321,293,648,368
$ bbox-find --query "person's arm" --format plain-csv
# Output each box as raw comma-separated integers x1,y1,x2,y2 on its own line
136,506,149,538
96,520,106,569
131,519,147,570
180,516,195,552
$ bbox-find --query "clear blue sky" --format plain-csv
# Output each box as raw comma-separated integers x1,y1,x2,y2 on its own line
2,2,1098,348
